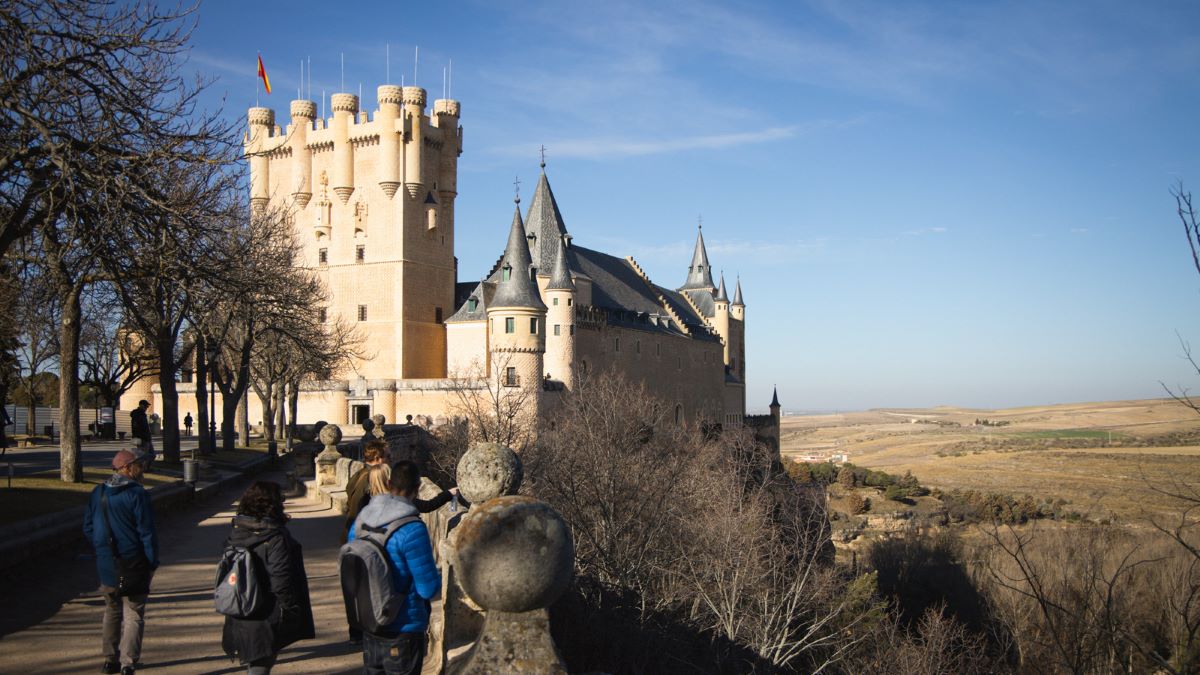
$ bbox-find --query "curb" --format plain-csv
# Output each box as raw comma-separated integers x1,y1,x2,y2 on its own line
0,453,275,572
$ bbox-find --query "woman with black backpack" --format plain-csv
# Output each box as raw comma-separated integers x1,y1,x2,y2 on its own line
220,481,314,674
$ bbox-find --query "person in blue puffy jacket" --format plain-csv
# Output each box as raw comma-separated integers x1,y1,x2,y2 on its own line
83,449,159,675
348,459,441,675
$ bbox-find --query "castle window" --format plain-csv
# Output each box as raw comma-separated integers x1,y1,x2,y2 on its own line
505,317,515,334
570,325,576,336
356,245,365,263
504,367,518,387
467,298,478,312
567,299,573,306
358,305,367,321
435,307,443,324
614,337,620,352
553,297,559,306
636,340,641,354
656,343,661,356
530,317,539,334
677,356,682,370
502,265,511,282
675,405,682,425
553,324,560,336
580,360,588,374
319,248,328,266
318,308,327,323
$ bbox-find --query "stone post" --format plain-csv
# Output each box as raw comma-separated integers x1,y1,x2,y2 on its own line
370,413,387,439
448,496,574,674
316,424,342,486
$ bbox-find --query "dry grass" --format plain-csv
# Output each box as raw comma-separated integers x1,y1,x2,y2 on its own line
0,467,179,527
781,398,1200,522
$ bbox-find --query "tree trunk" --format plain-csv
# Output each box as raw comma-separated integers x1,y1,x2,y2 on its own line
275,386,285,440
156,336,180,464
58,283,83,482
238,391,249,447
194,340,210,455
221,391,237,452
258,384,276,458
286,382,297,453
26,386,35,435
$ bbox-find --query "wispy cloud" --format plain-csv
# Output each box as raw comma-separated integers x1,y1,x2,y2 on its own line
493,127,794,160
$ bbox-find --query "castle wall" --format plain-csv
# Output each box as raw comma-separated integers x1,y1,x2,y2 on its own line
447,322,488,375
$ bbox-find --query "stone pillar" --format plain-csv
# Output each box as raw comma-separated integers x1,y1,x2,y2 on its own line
315,424,342,486
448,496,574,674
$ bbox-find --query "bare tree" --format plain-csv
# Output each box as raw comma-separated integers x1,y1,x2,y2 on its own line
13,265,58,436
445,355,538,453
78,284,156,410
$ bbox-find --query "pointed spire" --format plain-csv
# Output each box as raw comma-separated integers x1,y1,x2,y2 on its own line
714,272,728,302
770,386,780,408
680,225,715,291
547,236,575,291
491,204,546,310
525,169,569,273
732,276,744,306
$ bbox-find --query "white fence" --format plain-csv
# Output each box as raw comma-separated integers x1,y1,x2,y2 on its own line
3,405,135,437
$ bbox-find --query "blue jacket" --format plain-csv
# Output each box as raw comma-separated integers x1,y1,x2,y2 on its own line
83,474,159,587
349,495,440,634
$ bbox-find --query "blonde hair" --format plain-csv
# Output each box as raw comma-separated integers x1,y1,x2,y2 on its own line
367,463,392,497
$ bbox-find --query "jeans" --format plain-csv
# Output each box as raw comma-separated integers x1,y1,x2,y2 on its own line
362,632,425,675
100,585,147,667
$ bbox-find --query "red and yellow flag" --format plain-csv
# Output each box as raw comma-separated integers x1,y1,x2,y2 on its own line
257,54,271,94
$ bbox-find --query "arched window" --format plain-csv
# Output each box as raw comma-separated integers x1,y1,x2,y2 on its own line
674,404,683,425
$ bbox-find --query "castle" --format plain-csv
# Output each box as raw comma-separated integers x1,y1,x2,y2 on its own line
124,85,777,434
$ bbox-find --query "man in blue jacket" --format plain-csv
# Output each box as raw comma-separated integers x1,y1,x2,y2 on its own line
348,460,441,675
83,449,159,675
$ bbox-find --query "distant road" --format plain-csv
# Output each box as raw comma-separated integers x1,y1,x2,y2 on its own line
0,439,201,477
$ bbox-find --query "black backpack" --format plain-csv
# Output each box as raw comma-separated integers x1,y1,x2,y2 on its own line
214,541,267,619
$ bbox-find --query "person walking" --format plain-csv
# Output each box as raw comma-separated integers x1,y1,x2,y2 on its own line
129,400,153,459
83,449,159,675
183,413,193,437
348,460,441,675
221,481,315,674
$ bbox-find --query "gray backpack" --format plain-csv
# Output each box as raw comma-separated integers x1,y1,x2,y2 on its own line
339,516,421,634
214,543,266,619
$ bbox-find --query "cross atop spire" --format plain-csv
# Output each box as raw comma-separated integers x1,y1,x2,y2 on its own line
513,175,521,204
539,144,547,169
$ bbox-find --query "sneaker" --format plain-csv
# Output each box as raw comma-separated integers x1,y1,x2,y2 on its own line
101,660,120,674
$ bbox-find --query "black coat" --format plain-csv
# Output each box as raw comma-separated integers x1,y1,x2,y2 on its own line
130,408,150,442
221,515,315,664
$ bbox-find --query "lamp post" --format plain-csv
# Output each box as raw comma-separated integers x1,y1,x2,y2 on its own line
207,343,220,455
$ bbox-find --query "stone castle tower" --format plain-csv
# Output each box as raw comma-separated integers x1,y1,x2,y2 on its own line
246,85,462,388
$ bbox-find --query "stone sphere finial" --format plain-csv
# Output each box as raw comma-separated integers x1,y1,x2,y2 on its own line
371,413,386,427
319,424,342,449
457,442,522,504
453,496,574,613
361,417,375,434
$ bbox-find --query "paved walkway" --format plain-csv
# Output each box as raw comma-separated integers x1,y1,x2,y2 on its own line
0,470,365,674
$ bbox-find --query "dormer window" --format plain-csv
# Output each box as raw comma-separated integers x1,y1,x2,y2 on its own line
467,298,478,312
502,265,511,282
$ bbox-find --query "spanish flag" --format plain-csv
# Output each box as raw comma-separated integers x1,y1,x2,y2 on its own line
257,54,271,95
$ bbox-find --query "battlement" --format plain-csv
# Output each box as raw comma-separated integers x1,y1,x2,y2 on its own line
434,98,461,117
247,106,274,128
377,85,403,106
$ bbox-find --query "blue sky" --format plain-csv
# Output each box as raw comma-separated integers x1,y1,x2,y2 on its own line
182,0,1200,412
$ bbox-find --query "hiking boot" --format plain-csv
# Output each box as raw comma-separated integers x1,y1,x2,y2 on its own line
101,660,120,674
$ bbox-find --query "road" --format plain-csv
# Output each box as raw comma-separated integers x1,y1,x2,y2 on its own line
1,438,203,477
0,469,366,673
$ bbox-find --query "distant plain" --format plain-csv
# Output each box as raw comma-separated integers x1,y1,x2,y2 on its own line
779,398,1200,522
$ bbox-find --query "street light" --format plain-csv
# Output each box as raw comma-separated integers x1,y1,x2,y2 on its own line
207,343,220,456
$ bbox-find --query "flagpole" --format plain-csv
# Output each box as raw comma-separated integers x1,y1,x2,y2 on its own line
256,52,260,107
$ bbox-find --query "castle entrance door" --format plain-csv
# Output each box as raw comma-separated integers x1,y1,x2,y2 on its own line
351,403,371,424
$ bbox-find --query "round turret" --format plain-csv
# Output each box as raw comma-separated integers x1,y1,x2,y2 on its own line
434,99,461,117
377,85,403,106
248,107,274,128
402,86,427,108
290,100,316,120
331,93,358,113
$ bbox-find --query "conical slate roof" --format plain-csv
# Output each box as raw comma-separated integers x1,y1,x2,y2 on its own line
490,205,546,311
732,277,744,306
547,236,575,291
525,171,569,274
770,386,780,408
714,273,728,302
680,227,715,291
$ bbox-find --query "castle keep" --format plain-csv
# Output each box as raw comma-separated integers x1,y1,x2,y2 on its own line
126,84,763,430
